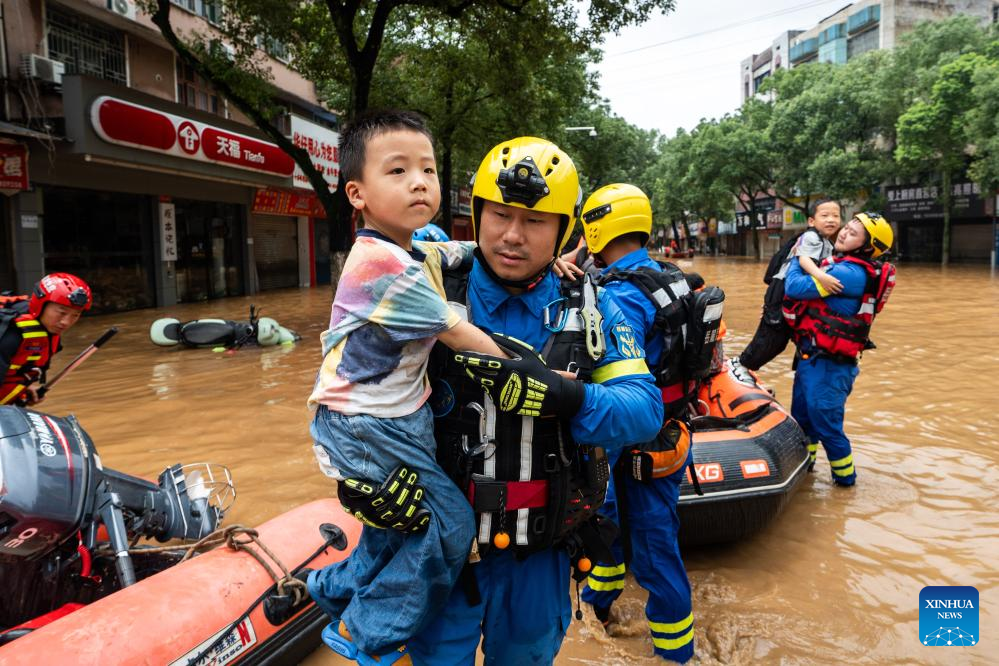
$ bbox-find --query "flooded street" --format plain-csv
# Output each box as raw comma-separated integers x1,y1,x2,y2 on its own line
42,258,997,665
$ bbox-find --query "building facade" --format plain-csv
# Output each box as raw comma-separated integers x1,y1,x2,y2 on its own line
737,0,999,263
1,0,339,312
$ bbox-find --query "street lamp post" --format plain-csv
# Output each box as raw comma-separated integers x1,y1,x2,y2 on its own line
565,126,598,137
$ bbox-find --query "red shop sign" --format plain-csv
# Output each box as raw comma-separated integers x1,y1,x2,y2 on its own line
0,142,29,192
91,96,295,177
253,188,326,217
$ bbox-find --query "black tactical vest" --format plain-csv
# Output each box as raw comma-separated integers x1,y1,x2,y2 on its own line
428,268,610,557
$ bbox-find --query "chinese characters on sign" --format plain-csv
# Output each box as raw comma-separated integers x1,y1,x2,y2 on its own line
252,188,325,217
159,202,177,261
91,96,295,177
289,115,339,192
885,182,985,221
0,143,29,192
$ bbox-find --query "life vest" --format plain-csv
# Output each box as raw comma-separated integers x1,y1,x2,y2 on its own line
783,255,896,361
428,269,610,558
597,263,724,480
0,298,58,405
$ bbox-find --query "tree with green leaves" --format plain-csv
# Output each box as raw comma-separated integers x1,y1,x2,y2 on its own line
966,36,999,198
896,53,988,265
686,110,773,259
148,0,676,265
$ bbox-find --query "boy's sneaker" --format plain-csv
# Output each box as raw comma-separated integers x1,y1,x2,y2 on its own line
321,621,413,665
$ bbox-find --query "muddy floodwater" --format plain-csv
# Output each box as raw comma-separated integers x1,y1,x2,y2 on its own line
40,257,997,665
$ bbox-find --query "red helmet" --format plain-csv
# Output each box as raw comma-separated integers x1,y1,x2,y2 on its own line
28,273,92,316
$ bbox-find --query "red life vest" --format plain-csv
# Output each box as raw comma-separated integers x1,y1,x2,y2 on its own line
1,298,59,405
782,256,895,360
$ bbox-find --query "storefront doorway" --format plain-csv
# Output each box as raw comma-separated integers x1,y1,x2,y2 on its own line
174,199,244,302
42,186,155,313
251,214,299,290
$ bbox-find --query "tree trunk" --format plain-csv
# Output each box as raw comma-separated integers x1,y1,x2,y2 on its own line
751,206,762,260
441,144,454,236
941,170,951,267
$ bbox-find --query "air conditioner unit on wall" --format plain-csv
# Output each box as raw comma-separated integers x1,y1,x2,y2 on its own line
20,54,65,85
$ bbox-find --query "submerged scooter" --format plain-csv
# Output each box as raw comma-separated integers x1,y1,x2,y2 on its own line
149,305,300,349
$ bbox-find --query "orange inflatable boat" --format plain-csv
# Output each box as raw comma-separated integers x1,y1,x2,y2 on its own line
0,406,360,664
678,359,810,547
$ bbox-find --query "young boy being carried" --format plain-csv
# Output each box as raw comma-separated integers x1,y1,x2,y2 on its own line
738,198,842,371
305,110,574,665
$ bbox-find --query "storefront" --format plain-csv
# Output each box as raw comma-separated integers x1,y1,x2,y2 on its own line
41,186,156,312
8,75,299,312
886,182,990,263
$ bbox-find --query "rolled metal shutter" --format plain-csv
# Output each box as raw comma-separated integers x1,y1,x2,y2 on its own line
252,215,298,290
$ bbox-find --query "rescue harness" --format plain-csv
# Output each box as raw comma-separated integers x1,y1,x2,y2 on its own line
429,270,612,572
597,262,725,482
782,255,896,362
0,297,57,406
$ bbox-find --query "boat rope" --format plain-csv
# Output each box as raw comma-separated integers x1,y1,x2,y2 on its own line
114,524,308,604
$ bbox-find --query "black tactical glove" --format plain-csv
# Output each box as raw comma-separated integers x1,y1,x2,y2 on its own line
337,465,431,533
455,333,586,418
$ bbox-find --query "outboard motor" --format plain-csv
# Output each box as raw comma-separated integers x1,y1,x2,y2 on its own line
0,406,234,631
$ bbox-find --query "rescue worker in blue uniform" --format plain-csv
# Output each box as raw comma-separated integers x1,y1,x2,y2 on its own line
333,137,663,665
577,184,696,663
783,213,895,487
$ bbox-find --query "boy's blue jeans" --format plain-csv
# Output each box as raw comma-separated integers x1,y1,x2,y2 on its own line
306,403,475,656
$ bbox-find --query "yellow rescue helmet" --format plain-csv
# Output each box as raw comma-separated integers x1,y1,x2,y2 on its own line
471,137,582,257
854,212,893,259
580,183,653,255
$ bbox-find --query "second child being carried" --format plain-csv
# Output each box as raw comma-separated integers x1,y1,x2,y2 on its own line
739,198,843,371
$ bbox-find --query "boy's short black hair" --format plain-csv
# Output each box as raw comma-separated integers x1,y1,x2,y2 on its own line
808,198,841,218
339,109,434,183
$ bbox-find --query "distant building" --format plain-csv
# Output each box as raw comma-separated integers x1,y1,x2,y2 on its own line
740,0,997,102
740,31,801,102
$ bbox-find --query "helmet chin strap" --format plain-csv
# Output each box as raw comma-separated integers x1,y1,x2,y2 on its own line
474,247,555,290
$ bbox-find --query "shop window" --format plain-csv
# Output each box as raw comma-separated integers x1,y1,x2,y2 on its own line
177,62,222,116
46,3,126,86
42,187,154,313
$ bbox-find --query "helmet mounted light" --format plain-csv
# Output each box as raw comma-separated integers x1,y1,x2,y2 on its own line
582,203,612,224
495,156,550,208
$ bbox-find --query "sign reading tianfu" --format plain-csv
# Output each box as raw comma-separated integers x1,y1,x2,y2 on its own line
90,96,295,177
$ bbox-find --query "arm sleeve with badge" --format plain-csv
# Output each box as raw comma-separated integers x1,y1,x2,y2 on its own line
570,289,663,449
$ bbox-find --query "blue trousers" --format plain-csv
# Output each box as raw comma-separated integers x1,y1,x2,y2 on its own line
407,549,572,665
306,404,475,655
580,450,694,663
791,355,860,485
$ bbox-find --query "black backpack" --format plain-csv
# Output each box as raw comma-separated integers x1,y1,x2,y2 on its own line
762,229,813,285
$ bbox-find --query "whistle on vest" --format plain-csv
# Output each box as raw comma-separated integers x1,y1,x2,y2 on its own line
579,274,605,361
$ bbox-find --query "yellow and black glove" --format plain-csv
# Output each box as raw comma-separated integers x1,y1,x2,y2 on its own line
336,466,431,533
455,333,585,418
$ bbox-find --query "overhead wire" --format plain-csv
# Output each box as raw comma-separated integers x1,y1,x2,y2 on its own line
603,0,848,58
